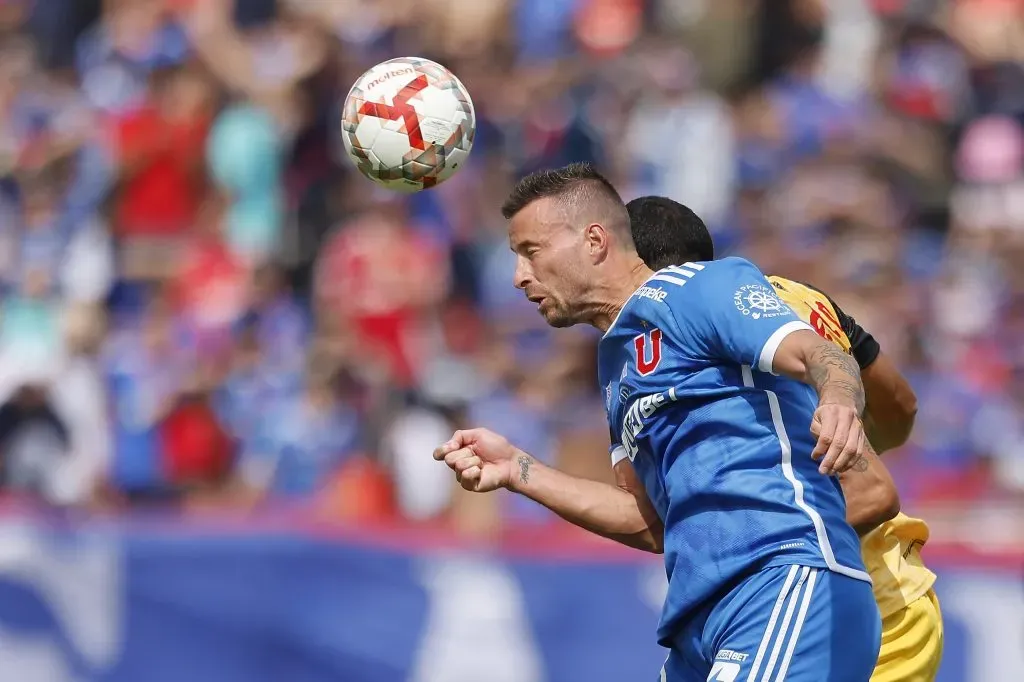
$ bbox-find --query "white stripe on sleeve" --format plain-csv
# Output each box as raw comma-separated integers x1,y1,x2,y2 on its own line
757,320,815,375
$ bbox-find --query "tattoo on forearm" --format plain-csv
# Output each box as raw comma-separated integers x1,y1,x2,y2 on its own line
848,442,876,474
806,344,866,414
517,455,532,484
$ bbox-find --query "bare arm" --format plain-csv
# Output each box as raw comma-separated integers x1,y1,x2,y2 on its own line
434,428,663,553
800,284,917,453
861,353,918,453
509,452,664,553
773,329,904,531
506,335,902,541
774,330,866,412
837,352,910,534
771,329,868,474
769,279,911,523
187,0,325,129
512,436,892,543
837,446,901,535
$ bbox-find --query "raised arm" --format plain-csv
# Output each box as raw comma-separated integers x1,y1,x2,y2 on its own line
434,428,663,553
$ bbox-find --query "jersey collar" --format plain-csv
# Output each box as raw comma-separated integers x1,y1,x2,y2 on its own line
601,268,668,339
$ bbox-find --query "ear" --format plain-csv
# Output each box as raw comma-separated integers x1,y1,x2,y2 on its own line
583,222,612,263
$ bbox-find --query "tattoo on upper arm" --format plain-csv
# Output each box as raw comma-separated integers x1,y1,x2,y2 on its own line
517,455,531,484
806,342,866,413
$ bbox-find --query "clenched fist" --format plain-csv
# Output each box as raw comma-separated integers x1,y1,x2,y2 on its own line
432,428,521,492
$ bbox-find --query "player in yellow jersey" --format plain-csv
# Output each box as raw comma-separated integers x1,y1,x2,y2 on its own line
626,196,943,682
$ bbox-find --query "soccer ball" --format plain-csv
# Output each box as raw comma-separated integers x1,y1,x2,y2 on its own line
341,57,476,192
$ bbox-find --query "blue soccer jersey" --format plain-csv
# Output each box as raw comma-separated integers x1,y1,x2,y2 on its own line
598,257,870,645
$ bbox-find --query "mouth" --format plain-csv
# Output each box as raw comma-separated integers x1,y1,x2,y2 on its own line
526,293,545,305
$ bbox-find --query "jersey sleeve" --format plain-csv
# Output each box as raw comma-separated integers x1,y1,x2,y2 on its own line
816,290,881,370
609,426,628,466
788,278,882,369
669,258,815,373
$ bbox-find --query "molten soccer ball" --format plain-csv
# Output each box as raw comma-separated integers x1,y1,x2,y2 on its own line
341,57,475,192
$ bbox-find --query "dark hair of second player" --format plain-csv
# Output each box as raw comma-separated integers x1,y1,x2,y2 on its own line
626,196,715,270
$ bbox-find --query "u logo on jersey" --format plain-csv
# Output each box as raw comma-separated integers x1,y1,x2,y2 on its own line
633,328,663,376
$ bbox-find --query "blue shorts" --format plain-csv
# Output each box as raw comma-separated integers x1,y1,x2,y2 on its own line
660,564,881,682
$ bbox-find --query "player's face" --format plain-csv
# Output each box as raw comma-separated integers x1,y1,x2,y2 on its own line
509,199,592,328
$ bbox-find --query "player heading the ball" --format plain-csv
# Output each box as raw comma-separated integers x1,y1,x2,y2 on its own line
434,163,882,682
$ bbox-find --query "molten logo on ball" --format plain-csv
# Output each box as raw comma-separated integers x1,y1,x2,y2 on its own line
364,68,416,91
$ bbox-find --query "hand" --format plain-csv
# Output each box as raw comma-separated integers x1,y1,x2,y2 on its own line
810,403,866,475
432,428,516,493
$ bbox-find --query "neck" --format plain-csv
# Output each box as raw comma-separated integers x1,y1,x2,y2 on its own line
590,256,652,333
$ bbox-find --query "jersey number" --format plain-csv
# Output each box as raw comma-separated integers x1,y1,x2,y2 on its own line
707,662,741,682
633,328,663,376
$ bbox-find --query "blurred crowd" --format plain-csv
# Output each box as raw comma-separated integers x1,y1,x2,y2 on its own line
0,0,1022,540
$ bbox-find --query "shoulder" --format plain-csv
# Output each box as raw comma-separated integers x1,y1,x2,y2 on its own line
656,257,764,292
764,274,843,322
612,258,756,327
643,260,713,299
700,256,763,279
610,259,771,334
767,275,829,301
767,275,820,305
657,257,771,309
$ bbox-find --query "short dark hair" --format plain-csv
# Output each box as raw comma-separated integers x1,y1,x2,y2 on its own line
626,196,714,270
501,162,626,222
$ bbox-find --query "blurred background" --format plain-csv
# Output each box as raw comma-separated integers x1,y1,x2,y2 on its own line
0,0,1020,680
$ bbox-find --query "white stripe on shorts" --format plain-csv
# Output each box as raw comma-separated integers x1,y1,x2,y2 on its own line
771,569,818,682
758,567,811,682
744,565,801,682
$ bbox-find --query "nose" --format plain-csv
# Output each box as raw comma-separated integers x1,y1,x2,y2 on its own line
513,255,531,291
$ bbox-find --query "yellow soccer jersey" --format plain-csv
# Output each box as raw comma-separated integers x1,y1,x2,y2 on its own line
768,275,937,618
